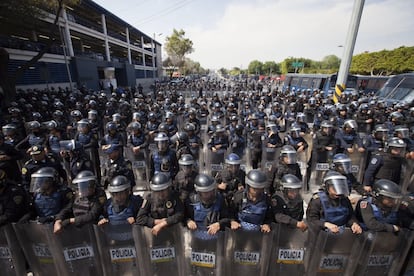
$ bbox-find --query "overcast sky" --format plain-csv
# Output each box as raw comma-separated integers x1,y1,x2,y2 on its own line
93,0,414,70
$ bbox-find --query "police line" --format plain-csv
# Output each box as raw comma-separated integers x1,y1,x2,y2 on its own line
0,222,412,275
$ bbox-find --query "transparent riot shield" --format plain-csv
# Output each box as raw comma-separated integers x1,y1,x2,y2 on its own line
133,224,186,276
307,228,364,275
13,222,62,275
99,148,108,187
84,147,101,183
124,146,149,191
348,145,367,184
183,228,225,276
50,224,103,276
0,224,26,276
268,223,310,275
224,228,273,276
198,126,209,174
308,150,334,193
401,159,414,194
261,145,281,173
351,230,414,275
94,223,141,276
207,149,225,178
297,149,309,192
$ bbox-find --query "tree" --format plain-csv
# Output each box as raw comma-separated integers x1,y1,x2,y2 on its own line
164,29,194,75
262,61,280,76
0,0,79,108
320,55,340,71
248,60,263,75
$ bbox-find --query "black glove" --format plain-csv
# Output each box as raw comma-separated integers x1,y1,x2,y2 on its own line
38,216,55,224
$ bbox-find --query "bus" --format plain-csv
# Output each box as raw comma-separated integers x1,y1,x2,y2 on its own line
376,73,414,104
283,73,388,95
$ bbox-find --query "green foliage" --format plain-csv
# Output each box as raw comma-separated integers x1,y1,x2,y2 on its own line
350,46,414,75
164,29,194,70
248,60,263,75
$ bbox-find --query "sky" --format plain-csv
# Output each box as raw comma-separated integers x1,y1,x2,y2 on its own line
93,0,414,70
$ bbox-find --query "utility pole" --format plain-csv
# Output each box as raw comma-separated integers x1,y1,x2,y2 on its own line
334,0,365,103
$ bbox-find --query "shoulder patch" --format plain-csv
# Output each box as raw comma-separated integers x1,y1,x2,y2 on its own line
360,201,368,209
370,158,378,165
13,195,23,205
21,168,28,175
271,198,278,207
99,196,106,205
312,193,319,200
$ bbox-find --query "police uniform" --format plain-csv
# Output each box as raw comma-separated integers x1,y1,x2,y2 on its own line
270,160,302,192
136,190,184,227
313,130,337,163
149,148,179,180
56,187,107,227
173,169,198,202
271,191,304,227
363,153,403,186
0,143,23,183
306,191,358,231
103,156,135,188
184,192,231,231
355,196,400,232
335,128,363,153
0,184,28,226
102,194,143,225
230,190,273,231
215,168,246,202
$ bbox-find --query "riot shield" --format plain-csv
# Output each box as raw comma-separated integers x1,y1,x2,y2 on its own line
348,145,367,184
84,147,101,184
13,222,62,275
307,228,364,275
94,223,141,276
0,224,26,276
261,146,281,172
183,228,225,276
50,224,103,276
207,149,225,178
224,227,273,276
133,223,186,276
268,223,310,275
297,149,309,192
124,146,149,191
308,150,334,193
401,159,414,194
351,230,414,275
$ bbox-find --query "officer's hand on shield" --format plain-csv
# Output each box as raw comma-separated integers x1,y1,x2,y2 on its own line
358,147,365,153
53,220,63,234
231,220,241,230
324,222,340,233
187,219,197,230
296,220,308,232
351,222,362,234
325,146,333,151
127,217,135,224
152,220,168,236
347,147,354,154
98,218,109,226
261,224,271,233
207,222,220,235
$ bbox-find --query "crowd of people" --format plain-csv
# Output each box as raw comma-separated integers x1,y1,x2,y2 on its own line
0,78,413,242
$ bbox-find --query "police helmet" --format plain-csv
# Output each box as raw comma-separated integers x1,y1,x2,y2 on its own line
211,115,220,123
127,122,142,132
59,139,82,152
132,112,141,121
322,170,349,197
280,174,302,190
88,110,98,120
106,122,117,132
321,120,333,135
194,173,216,192
170,131,188,144
384,137,406,156
373,179,402,199
296,113,306,123
72,170,96,197
150,173,171,191
108,175,130,193
1,124,16,136
77,119,90,129
27,120,41,130
30,167,59,193
389,111,404,124
53,110,64,118
394,125,409,139
154,132,169,142
332,153,352,174
179,154,195,166
225,153,242,165
112,113,122,122
215,124,226,133
245,169,267,189
184,123,196,132
71,110,82,118
290,123,301,138
280,145,297,164
44,120,58,130
235,124,244,135
343,119,357,130
267,123,278,133
158,123,168,133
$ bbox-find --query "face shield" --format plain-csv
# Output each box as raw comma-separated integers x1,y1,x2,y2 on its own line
30,176,53,193
322,126,332,136
282,152,297,164
157,140,169,152
395,128,409,139
325,176,349,197
179,164,193,174
389,145,406,157
199,190,216,206
335,160,352,175
110,190,130,213
284,188,302,202
77,122,89,134
291,129,301,138
75,180,95,198
374,130,388,141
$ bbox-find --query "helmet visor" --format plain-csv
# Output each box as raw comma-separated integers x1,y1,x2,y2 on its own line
30,177,53,193
283,152,297,164
336,161,352,174
325,177,349,197
75,180,95,198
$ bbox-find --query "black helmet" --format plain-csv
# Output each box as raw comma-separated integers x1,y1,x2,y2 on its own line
30,167,59,193
394,125,409,139
179,154,195,166
108,175,130,193
215,124,226,133
171,131,188,144
332,153,352,174
27,120,41,130
280,145,297,164
245,169,267,189
150,173,171,191
106,122,117,132
389,111,404,124
72,170,96,197
280,174,302,190
194,173,216,192
322,170,349,197
385,137,406,156
373,124,389,140
184,123,196,132
373,179,402,199
127,122,142,132
343,119,357,130
321,120,333,135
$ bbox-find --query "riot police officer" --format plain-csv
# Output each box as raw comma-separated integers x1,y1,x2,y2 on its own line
53,170,106,233
136,173,184,236
170,131,192,161
270,145,302,193
59,139,94,182
331,153,361,194
363,137,406,192
102,144,135,189
356,179,403,232
215,153,246,202
306,171,362,234
98,175,143,226
230,169,272,232
20,167,73,224
149,132,179,180
312,120,337,163
335,119,365,154
173,154,198,202
184,173,232,236
271,174,307,231
0,133,23,183
0,169,28,226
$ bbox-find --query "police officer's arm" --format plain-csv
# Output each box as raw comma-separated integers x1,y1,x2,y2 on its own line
217,197,232,229
335,131,350,150
362,156,382,186
306,196,326,230
272,195,299,228
136,195,155,227
55,188,74,222
165,196,185,226
149,152,155,180
72,190,107,227
3,146,23,161
344,198,359,227
358,200,396,232
0,188,28,226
